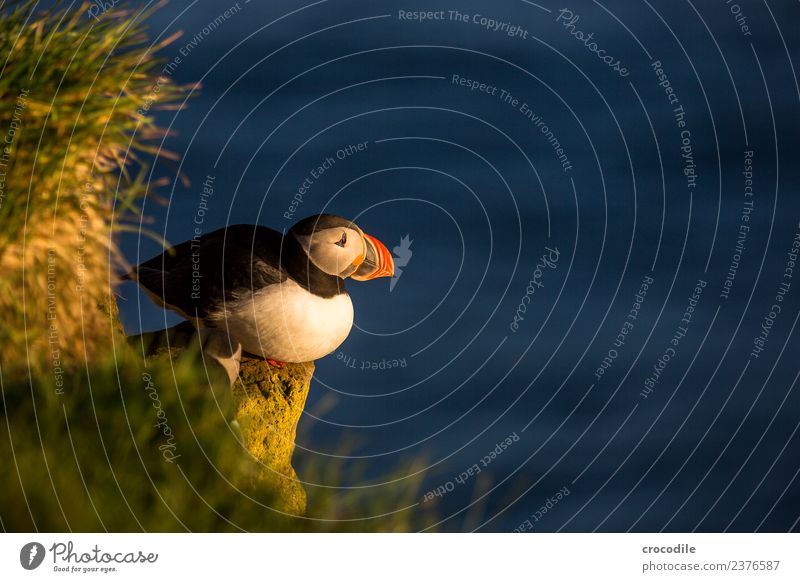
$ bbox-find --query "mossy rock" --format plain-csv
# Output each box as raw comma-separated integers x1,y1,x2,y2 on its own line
233,357,314,516
129,322,313,516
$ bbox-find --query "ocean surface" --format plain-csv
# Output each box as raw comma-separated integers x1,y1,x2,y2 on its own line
118,0,800,532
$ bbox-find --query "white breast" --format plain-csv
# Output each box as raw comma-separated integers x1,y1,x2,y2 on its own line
212,279,354,362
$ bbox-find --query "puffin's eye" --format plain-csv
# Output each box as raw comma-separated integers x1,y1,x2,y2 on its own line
335,232,347,247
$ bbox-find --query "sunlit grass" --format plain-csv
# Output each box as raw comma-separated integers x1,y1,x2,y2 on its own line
0,0,186,368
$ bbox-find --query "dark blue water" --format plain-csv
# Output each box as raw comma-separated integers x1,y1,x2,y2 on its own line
119,0,800,531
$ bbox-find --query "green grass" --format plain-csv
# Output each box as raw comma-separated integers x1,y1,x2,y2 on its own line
0,332,430,531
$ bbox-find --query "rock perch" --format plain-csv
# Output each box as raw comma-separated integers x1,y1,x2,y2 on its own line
130,321,313,515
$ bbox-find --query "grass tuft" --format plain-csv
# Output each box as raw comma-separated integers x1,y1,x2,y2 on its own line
0,0,186,368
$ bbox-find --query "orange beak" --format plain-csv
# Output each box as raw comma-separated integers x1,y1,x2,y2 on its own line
351,233,395,280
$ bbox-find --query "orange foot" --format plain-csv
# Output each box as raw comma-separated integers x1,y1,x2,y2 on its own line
266,358,286,368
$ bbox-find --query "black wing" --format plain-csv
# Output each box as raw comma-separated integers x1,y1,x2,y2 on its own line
129,224,287,318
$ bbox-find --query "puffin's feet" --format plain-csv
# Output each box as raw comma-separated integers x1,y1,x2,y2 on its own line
266,358,286,368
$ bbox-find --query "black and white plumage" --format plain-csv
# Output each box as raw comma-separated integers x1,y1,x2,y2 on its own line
126,214,395,363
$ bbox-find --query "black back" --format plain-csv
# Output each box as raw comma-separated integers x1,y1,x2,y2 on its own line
131,223,345,319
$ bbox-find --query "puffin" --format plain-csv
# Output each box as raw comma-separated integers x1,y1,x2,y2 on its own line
125,214,395,365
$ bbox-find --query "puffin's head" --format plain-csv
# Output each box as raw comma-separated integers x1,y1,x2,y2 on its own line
289,214,395,280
